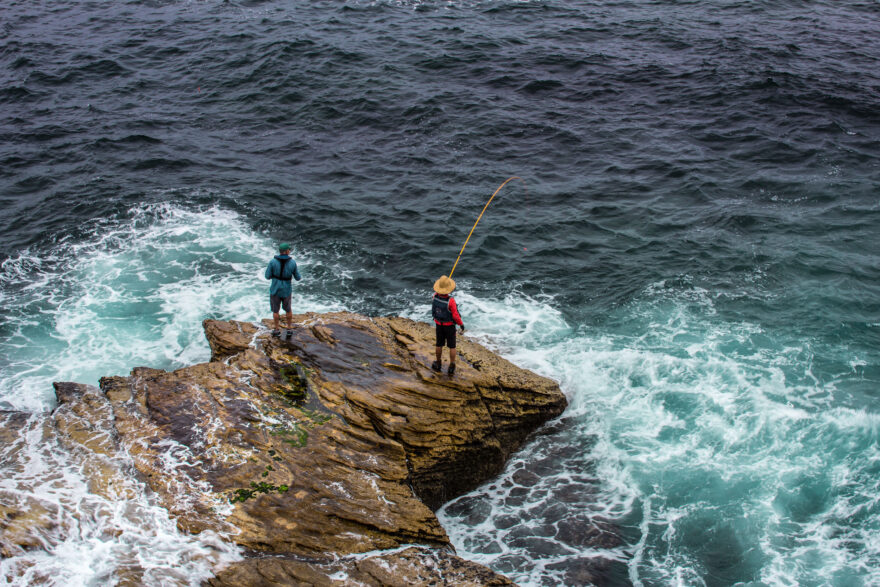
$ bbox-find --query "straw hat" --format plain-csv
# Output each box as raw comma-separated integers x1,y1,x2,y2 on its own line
433,275,456,295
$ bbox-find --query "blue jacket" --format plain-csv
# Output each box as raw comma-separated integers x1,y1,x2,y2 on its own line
265,254,301,298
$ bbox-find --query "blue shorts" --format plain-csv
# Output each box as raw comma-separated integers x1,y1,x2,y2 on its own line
270,295,292,313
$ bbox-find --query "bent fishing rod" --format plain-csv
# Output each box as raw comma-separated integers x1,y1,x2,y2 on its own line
448,176,526,279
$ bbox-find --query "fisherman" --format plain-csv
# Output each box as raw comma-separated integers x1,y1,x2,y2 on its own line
265,243,302,337
431,275,465,375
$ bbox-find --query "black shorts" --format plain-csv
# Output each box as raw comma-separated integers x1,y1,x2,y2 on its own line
435,324,457,348
270,294,292,313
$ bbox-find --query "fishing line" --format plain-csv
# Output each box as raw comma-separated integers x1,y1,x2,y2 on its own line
449,176,526,278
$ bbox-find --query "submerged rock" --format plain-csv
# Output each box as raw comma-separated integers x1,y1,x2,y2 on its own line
9,311,566,583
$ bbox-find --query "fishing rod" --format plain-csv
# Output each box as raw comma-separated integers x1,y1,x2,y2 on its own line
448,176,526,278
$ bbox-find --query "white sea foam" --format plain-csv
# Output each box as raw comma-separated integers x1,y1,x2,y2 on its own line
0,202,340,412
0,202,344,585
0,413,242,586
432,281,880,586
2,203,877,585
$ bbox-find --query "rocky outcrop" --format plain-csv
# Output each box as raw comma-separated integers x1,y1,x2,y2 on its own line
5,312,567,584
208,546,516,586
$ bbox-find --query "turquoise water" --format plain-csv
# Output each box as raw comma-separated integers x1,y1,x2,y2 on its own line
0,204,341,412
439,281,880,585
2,0,879,584
1,202,876,585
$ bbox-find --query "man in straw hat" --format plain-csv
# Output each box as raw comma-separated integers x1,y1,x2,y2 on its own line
432,275,465,375
265,242,302,338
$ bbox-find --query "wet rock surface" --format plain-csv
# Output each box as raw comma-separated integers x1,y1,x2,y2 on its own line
208,546,516,587
438,415,625,585
4,312,567,583
0,411,53,559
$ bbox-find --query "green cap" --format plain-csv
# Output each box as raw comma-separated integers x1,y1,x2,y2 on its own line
278,243,291,252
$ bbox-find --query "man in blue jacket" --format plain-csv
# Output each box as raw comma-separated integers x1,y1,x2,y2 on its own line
265,243,302,337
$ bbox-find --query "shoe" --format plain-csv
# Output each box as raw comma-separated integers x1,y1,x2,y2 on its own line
431,361,441,372
285,329,293,339
447,363,456,375
271,329,281,337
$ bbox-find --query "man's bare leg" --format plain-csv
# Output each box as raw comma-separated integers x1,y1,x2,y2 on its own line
272,312,281,331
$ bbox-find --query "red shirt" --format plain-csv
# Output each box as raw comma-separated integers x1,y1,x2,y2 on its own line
433,294,463,326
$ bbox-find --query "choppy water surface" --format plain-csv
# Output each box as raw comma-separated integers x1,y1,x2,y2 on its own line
2,0,879,585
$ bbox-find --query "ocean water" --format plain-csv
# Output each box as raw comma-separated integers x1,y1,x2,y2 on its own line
1,0,879,585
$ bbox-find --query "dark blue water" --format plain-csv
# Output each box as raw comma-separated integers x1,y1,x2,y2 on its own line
2,1,879,585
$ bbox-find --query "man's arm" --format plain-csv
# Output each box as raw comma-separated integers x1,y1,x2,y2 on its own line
265,260,276,280
292,261,302,281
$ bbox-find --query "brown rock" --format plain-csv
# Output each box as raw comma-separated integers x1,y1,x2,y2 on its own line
0,395,167,585
0,411,59,558
208,546,516,586
98,312,565,556
378,316,565,509
52,382,137,500
1,386,147,556
203,319,260,362
37,311,566,583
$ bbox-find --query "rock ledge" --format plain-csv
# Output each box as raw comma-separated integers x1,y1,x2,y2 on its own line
28,312,567,584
